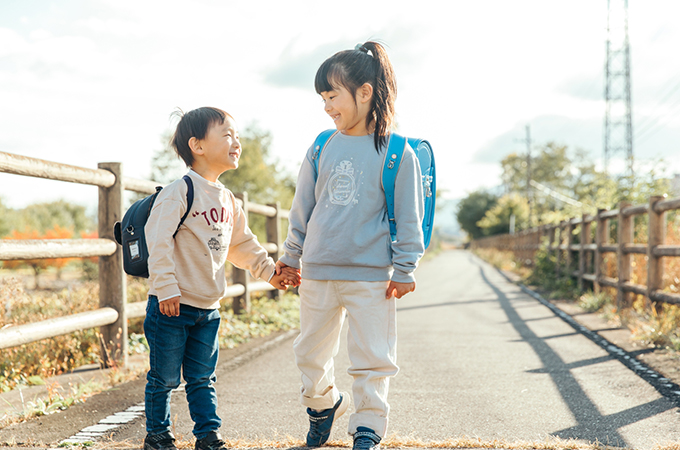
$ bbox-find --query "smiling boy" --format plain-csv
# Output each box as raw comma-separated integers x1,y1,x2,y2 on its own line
143,107,299,450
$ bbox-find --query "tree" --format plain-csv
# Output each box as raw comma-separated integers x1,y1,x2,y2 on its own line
456,190,498,240
477,193,529,236
14,201,93,236
3,225,74,288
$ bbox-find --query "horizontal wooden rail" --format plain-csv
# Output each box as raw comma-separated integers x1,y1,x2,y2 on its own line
0,150,291,365
0,307,119,350
0,239,117,260
0,152,116,188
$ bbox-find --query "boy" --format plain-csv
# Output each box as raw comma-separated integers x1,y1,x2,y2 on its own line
143,107,299,450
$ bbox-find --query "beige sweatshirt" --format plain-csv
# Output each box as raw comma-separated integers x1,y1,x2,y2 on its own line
145,170,276,310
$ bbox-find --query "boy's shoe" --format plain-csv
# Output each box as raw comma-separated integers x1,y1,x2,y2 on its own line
195,431,227,450
143,431,177,450
306,392,350,447
352,427,381,450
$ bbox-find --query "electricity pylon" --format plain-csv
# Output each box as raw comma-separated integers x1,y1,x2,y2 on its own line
603,0,633,177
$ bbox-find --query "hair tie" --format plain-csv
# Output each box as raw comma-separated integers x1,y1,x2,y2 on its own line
355,43,368,54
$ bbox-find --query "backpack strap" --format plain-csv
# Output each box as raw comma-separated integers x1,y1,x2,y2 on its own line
173,175,194,238
311,129,337,179
382,133,406,240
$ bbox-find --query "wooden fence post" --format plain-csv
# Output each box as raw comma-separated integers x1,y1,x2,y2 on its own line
97,162,127,368
566,220,574,278
617,202,633,312
648,196,666,313
594,209,607,295
578,214,591,292
266,201,281,301
233,192,250,314
555,222,563,278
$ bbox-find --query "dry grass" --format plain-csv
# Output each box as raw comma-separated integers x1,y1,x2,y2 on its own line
42,434,637,450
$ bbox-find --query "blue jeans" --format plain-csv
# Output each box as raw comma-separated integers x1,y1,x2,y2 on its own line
144,296,221,438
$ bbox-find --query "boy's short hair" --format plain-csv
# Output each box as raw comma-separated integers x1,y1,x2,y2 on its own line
170,107,233,167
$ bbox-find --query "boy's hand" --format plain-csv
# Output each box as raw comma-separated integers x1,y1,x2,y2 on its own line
275,261,301,286
386,281,415,299
159,297,180,316
269,266,301,290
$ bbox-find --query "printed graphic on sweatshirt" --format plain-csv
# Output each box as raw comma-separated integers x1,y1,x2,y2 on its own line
328,160,357,206
192,206,233,254
193,207,233,227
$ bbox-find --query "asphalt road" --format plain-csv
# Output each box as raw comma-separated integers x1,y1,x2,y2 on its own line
3,249,680,449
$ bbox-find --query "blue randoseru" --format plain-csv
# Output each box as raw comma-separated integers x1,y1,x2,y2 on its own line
312,130,436,248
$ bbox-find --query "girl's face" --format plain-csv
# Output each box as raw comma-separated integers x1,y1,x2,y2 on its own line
320,83,372,136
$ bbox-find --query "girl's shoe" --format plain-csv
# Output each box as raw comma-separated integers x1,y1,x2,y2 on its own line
352,427,381,450
306,392,350,446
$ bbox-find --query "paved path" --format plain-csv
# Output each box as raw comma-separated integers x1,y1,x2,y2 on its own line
3,249,680,449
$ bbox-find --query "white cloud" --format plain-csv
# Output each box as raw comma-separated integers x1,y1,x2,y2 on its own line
0,0,679,212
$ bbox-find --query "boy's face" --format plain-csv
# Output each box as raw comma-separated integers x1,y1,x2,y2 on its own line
198,116,241,174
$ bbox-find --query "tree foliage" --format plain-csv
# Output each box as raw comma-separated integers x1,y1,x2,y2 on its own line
3,226,75,288
457,141,674,240
456,190,498,240
477,193,529,236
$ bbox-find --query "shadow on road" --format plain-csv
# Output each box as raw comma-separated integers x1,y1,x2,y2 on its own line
472,258,674,448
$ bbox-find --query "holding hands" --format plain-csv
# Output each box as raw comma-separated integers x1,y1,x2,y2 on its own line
270,263,301,290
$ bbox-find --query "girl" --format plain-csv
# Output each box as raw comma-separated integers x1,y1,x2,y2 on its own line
277,41,425,450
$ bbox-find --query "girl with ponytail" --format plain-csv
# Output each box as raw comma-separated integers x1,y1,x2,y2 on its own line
277,41,425,450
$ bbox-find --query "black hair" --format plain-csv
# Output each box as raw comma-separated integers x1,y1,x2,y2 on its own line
314,41,397,153
170,107,232,167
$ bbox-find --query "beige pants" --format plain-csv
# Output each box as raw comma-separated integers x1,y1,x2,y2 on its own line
293,279,399,437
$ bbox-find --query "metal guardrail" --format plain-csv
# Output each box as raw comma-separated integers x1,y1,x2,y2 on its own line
0,151,289,366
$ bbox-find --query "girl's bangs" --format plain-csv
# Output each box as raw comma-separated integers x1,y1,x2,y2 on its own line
314,62,343,94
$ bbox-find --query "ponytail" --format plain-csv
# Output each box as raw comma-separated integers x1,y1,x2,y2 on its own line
314,41,397,153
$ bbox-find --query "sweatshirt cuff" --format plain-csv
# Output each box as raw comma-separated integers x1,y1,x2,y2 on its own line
156,283,181,302
279,253,301,270
391,270,416,284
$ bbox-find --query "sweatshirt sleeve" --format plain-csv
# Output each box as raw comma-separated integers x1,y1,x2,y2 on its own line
146,189,185,302
280,146,318,269
227,194,276,281
391,146,425,283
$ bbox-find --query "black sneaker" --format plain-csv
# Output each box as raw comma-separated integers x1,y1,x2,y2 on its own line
352,427,381,450
195,431,227,450
306,392,350,447
143,431,177,450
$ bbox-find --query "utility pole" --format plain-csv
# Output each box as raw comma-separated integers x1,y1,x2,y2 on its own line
517,124,533,228
604,0,633,178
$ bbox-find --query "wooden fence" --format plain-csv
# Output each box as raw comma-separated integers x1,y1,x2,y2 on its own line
471,195,680,310
0,152,289,367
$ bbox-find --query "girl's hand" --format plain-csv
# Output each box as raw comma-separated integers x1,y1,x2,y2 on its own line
386,281,415,299
275,259,289,275
159,297,180,316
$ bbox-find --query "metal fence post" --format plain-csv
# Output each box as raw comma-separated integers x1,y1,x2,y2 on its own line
97,162,127,368
233,192,250,314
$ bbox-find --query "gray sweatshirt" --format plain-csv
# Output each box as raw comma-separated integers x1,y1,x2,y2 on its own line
280,132,425,283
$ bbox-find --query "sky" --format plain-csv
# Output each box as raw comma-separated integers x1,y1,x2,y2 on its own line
2,0,680,215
